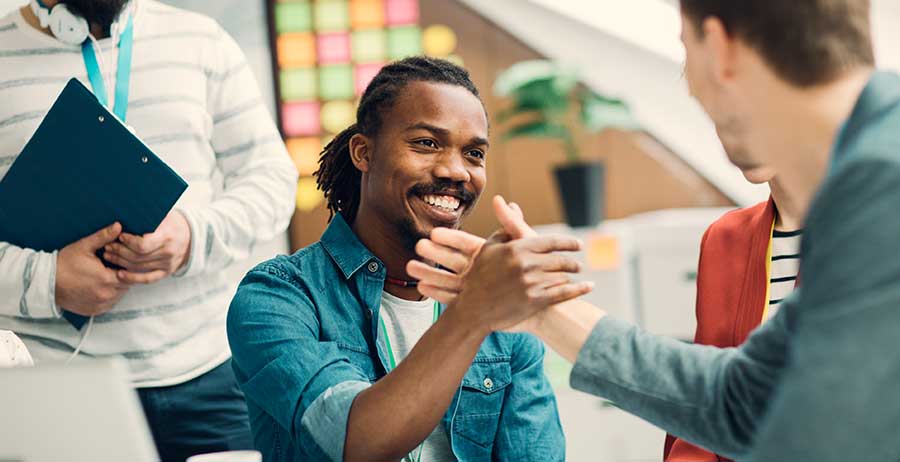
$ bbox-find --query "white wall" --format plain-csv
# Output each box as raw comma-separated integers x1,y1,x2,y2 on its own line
0,0,25,18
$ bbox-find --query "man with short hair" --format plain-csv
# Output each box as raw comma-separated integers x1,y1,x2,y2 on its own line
413,1,900,460
0,0,297,460
228,56,590,462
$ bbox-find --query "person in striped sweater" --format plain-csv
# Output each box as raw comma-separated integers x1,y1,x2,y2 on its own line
0,1,297,460
663,176,802,462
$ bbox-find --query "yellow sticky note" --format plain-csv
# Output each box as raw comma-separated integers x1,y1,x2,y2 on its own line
586,234,619,270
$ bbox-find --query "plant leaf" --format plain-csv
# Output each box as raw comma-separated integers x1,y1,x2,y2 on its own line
580,93,639,132
494,60,562,96
501,121,572,142
495,99,562,124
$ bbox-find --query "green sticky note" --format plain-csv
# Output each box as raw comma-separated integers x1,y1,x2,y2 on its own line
314,0,350,32
280,68,317,101
352,29,386,63
275,2,312,34
318,65,354,100
387,26,422,60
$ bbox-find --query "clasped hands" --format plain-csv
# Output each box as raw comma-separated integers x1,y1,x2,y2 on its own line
407,196,592,334
55,211,192,317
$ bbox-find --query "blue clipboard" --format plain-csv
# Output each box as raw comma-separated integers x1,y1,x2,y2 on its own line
0,78,188,328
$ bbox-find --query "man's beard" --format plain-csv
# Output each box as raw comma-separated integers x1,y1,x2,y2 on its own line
61,0,128,31
396,217,427,255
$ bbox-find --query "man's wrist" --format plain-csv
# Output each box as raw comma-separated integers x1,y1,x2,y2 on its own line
440,299,493,341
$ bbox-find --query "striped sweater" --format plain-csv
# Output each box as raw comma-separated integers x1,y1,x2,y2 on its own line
0,0,298,387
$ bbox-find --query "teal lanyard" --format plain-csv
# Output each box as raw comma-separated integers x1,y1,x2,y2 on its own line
378,300,441,462
81,14,134,122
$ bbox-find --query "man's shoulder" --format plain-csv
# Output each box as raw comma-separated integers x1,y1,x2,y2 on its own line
703,200,770,245
247,242,331,284
139,0,222,37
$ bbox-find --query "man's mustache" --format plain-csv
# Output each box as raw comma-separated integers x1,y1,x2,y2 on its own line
410,181,476,203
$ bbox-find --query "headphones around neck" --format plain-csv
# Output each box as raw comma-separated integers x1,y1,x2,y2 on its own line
30,0,134,46
30,0,90,45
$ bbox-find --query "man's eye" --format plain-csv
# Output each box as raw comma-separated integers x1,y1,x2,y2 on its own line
468,150,485,160
416,139,437,148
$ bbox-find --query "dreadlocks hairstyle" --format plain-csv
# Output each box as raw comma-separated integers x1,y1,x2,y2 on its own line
314,56,482,224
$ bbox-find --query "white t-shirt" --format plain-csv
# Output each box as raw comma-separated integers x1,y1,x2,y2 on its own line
380,291,456,462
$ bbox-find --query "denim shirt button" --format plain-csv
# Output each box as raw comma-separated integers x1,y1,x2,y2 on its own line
365,309,373,320
483,377,494,390
367,261,379,273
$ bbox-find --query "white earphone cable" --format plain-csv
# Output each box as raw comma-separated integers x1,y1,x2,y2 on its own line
65,315,95,365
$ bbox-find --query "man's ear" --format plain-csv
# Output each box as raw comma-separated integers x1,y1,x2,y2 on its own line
702,16,738,84
348,133,372,173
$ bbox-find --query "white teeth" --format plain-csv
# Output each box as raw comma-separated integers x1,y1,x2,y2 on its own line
423,194,461,212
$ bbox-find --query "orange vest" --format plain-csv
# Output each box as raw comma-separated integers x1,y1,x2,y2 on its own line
664,198,775,462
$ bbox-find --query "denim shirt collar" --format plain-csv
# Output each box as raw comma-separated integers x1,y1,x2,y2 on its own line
320,214,381,280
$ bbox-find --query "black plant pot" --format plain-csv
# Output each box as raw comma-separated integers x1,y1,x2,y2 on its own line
553,161,605,228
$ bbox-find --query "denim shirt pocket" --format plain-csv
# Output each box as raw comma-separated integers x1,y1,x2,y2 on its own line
452,359,512,449
336,343,378,382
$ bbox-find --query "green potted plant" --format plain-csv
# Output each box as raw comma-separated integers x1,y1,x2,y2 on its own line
494,60,638,227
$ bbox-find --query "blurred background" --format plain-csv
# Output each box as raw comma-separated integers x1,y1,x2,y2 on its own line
2,0,899,460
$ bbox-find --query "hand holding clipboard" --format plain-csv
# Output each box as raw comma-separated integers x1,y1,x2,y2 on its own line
0,79,188,328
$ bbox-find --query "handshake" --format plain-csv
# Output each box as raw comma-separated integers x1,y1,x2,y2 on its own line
407,195,599,339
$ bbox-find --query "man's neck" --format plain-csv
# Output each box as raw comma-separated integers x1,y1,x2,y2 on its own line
757,68,874,226
21,0,112,39
351,208,424,301
769,176,802,231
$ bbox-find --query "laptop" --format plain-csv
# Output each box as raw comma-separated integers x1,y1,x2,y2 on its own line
0,359,159,462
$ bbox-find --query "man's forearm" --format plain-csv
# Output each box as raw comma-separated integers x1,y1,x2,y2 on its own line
531,300,606,363
344,306,489,462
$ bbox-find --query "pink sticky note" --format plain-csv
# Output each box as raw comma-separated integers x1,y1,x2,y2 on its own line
355,63,384,96
282,102,321,136
385,0,419,26
317,32,351,64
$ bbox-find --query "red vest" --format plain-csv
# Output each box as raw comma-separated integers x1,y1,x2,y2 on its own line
663,199,775,462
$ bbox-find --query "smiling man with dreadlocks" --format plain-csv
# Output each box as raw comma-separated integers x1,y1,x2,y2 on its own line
227,56,592,462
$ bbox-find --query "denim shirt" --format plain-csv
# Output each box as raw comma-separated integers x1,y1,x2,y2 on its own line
228,215,564,462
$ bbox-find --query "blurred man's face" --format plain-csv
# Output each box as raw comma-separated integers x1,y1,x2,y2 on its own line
61,0,128,31
680,14,776,184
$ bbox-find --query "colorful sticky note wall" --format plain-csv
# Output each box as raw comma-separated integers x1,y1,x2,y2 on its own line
271,0,462,211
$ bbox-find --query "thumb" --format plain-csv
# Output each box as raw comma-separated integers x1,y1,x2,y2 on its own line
80,222,122,250
492,195,536,239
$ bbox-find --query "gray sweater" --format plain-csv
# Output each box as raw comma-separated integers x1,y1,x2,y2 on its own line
570,71,900,462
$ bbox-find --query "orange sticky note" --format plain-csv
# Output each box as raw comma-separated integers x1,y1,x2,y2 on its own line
586,234,619,270
350,0,385,29
278,33,317,68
